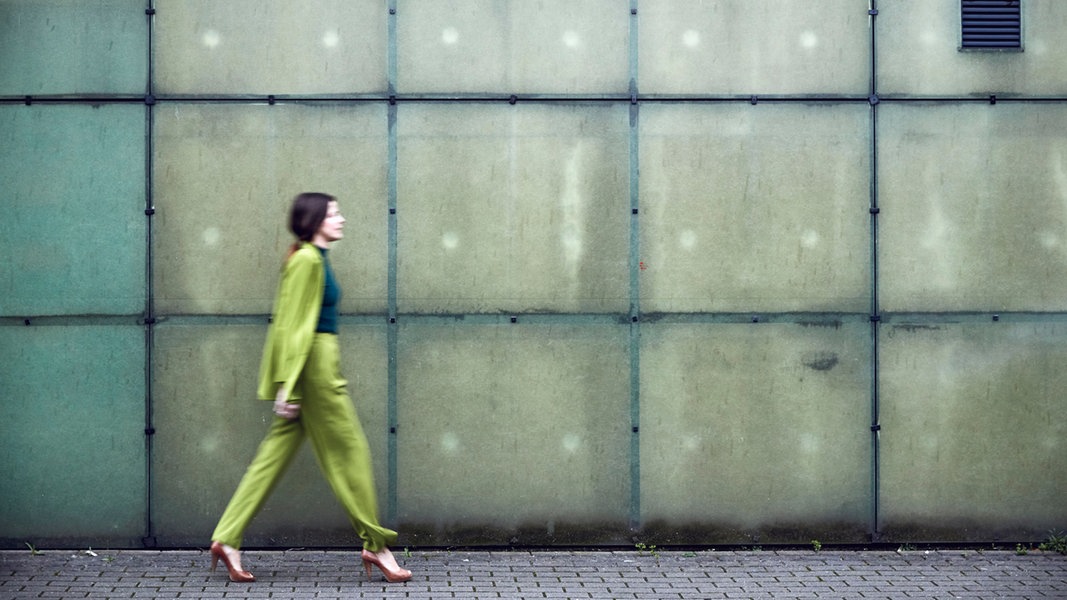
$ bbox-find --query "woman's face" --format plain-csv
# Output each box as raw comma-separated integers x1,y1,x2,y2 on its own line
315,200,346,245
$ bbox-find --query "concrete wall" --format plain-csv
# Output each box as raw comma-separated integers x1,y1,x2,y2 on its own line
1,0,1065,549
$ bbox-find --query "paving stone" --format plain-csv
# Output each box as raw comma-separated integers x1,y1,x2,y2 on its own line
1,549,1065,599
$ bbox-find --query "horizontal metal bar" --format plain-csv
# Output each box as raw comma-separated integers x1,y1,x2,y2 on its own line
0,315,145,327
10,312,1067,328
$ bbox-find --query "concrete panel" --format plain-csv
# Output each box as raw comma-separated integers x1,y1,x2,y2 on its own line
396,322,631,545
640,320,871,544
877,1,1067,97
639,0,869,96
0,0,146,95
879,320,1067,541
396,0,629,95
878,103,1067,312
153,103,389,315
151,322,390,547
153,0,387,95
397,103,630,315
0,325,145,547
0,104,145,317
639,103,870,313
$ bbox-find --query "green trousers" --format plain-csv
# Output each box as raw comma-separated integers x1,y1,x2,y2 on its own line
211,334,398,552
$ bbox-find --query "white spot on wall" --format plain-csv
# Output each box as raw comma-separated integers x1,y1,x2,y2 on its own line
679,229,697,250
442,231,459,250
682,29,700,48
203,227,220,246
1039,230,1059,249
800,229,820,248
562,30,580,48
202,435,219,452
441,432,460,452
322,30,340,48
202,29,221,48
562,433,581,453
799,30,818,49
442,27,459,45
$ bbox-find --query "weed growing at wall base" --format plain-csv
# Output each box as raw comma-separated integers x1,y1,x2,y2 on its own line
634,542,659,558
1039,530,1067,555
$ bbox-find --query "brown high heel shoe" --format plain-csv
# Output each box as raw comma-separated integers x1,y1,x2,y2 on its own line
361,548,412,583
210,541,255,582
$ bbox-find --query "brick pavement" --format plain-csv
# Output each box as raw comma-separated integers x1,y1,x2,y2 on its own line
2,547,1065,599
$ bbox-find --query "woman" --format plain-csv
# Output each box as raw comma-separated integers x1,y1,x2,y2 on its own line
209,192,411,584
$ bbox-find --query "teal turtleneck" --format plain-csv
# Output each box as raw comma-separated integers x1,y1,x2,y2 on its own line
315,246,340,334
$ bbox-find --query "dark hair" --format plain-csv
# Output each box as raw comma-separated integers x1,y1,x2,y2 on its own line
288,192,334,255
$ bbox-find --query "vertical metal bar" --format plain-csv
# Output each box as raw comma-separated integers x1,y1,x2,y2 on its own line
142,0,157,548
386,0,400,526
628,0,641,533
867,0,882,542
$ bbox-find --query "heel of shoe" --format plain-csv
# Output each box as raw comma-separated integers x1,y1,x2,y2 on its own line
209,541,255,583
360,548,412,583
362,559,373,581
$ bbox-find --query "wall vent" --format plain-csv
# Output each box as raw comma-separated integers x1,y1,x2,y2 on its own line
961,0,1021,49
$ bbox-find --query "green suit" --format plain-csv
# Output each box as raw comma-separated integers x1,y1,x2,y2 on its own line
212,243,398,551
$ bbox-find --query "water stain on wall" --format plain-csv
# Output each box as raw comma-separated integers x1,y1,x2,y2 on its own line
802,351,839,371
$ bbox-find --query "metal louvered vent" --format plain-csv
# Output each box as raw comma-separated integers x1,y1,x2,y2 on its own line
961,0,1021,49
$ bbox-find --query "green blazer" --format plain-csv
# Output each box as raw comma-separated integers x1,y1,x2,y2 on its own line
256,242,325,401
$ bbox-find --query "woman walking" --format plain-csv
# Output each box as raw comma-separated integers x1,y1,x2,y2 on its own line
209,192,411,584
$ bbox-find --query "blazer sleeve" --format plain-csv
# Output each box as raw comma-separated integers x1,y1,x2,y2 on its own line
256,246,325,400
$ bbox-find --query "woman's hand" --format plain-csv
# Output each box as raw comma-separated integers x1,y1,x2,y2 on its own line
273,387,301,420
